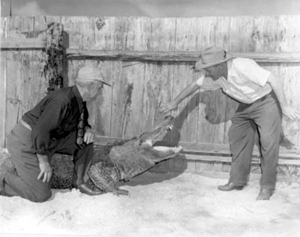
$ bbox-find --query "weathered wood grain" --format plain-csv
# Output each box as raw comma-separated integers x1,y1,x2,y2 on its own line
5,17,35,136
66,49,300,63
173,18,201,143
0,50,6,147
1,15,300,151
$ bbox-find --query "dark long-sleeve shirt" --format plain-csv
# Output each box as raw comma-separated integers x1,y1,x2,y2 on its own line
22,86,90,155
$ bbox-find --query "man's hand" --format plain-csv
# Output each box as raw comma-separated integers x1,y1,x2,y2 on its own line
37,154,52,183
84,127,95,144
159,101,178,114
281,106,300,121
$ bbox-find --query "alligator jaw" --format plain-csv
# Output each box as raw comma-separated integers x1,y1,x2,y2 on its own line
146,124,174,146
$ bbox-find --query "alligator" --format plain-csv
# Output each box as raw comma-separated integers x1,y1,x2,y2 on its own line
0,116,183,196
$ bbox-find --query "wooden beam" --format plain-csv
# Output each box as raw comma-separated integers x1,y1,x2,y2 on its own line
183,154,300,166
2,41,299,63
66,49,300,63
0,38,45,49
94,137,300,163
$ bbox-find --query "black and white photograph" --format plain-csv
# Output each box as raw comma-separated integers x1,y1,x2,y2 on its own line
1,0,300,236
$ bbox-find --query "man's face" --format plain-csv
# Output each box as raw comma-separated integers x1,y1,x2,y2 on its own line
204,64,224,81
88,80,104,100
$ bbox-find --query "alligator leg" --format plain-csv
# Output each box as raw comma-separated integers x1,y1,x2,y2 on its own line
88,162,129,196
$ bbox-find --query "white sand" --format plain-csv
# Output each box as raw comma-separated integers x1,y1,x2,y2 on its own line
1,171,300,237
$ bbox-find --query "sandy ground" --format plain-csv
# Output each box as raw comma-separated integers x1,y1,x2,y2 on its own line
1,170,300,237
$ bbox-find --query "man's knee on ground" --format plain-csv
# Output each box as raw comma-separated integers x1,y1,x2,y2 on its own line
28,190,52,203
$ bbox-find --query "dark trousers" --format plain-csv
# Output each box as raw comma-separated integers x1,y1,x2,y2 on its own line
228,92,282,190
2,122,94,202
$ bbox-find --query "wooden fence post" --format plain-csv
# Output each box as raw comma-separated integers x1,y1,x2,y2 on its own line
43,22,65,93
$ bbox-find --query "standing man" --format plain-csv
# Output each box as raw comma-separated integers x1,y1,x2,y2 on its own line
160,47,300,200
0,66,111,202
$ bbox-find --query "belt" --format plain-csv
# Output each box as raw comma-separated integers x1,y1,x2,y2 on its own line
20,119,32,131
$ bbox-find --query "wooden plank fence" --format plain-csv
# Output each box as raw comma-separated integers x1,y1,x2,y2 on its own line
1,15,300,175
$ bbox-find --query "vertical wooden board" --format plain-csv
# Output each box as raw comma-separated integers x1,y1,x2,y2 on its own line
33,16,61,32
142,62,161,132
124,17,150,51
110,62,145,139
6,16,34,38
142,61,186,146
110,17,149,138
109,60,124,138
213,17,232,49
0,17,8,147
147,17,176,51
121,63,145,138
110,16,149,50
122,17,148,137
283,64,300,148
0,17,8,38
94,17,113,50
0,51,7,147
110,17,126,50
141,18,177,139
170,63,198,143
45,16,62,24
6,51,25,135
200,17,218,49
110,17,135,138
93,17,118,137
262,63,300,148
174,18,203,51
27,51,48,107
142,62,172,132
229,16,256,51
229,15,300,52
61,17,96,49
141,17,175,134
104,17,123,138
17,52,33,112
251,16,279,52
200,16,232,49
277,15,300,51
173,18,203,143
30,16,61,103
5,17,34,136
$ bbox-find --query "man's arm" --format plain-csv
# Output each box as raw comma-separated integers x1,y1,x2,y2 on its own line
159,80,200,114
267,73,300,120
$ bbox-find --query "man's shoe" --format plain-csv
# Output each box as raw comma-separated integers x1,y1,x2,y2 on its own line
256,188,273,200
218,182,244,191
77,183,104,196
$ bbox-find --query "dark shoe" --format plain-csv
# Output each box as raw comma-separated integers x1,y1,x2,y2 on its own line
218,182,244,191
77,183,104,196
256,188,273,200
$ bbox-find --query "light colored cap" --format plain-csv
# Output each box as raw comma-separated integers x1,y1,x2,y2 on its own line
76,66,111,87
194,47,234,70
